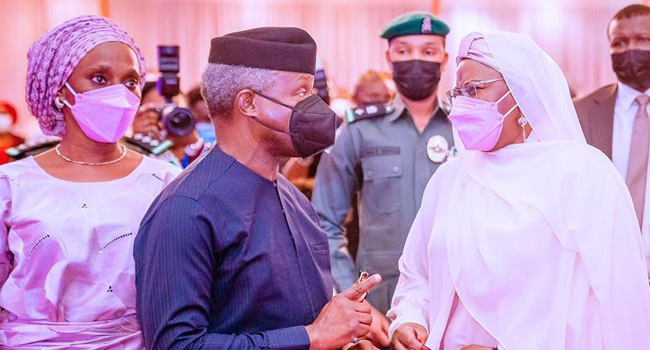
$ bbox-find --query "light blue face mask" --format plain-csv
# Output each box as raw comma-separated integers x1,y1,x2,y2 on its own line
195,122,216,143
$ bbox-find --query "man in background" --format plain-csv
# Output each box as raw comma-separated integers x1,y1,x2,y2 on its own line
575,4,650,274
188,85,215,144
352,70,395,108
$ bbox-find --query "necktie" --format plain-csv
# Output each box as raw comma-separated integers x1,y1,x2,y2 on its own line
626,94,650,228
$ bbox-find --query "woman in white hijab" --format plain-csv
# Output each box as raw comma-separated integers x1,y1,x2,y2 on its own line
388,31,650,350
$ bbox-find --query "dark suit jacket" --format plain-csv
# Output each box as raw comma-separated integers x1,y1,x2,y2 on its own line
574,84,618,159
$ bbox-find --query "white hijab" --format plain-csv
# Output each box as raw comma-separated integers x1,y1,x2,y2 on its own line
444,31,650,349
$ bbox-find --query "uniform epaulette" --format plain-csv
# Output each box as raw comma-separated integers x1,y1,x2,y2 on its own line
123,134,173,156
344,103,395,124
6,137,60,160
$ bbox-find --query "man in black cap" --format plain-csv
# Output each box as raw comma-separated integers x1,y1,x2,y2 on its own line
134,27,381,350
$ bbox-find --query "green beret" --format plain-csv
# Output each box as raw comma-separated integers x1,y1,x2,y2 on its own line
379,11,450,40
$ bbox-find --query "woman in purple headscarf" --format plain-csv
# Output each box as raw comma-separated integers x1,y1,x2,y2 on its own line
0,15,180,348
388,31,650,350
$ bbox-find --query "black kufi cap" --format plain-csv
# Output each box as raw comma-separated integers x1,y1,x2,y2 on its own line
209,27,317,75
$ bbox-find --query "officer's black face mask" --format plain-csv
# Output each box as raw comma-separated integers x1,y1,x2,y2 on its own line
612,49,650,91
391,60,441,101
252,91,339,158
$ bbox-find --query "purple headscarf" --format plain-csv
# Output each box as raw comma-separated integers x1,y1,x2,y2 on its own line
25,15,146,136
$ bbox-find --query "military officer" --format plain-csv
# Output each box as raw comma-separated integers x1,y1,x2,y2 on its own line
312,12,454,324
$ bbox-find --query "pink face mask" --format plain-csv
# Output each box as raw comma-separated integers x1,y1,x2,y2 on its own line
62,83,140,143
448,90,518,152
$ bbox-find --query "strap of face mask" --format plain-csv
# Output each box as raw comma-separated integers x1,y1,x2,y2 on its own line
253,90,295,111
496,90,519,118
503,103,519,118
65,82,79,96
61,82,78,109
247,90,294,135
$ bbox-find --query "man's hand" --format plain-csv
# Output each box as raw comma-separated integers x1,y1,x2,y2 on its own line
306,274,382,350
363,305,390,347
342,339,379,350
390,322,428,350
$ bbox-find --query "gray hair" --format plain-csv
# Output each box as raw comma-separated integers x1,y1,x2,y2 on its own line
201,63,281,118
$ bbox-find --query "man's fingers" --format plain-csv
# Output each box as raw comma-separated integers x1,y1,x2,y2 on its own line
346,339,376,350
341,274,382,301
373,329,390,347
375,312,390,333
360,340,379,350
358,313,373,326
381,318,390,334
354,323,371,338
372,312,390,346
353,300,372,313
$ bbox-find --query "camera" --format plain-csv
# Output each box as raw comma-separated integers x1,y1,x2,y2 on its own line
156,45,195,137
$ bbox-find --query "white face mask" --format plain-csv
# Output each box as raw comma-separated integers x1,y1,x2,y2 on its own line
0,113,13,133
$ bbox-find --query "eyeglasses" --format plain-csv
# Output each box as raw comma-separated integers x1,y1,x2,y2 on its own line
446,78,505,106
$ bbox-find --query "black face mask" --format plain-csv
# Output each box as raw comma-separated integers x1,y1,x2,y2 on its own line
612,49,650,91
391,60,441,101
252,92,340,158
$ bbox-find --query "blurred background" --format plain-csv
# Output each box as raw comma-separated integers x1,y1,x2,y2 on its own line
0,0,645,135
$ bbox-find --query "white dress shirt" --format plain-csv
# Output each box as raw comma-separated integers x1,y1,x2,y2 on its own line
612,82,650,273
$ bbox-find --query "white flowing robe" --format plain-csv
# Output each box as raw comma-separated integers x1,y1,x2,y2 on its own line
388,31,650,350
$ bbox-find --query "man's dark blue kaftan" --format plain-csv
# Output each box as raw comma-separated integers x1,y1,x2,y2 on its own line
134,147,334,350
